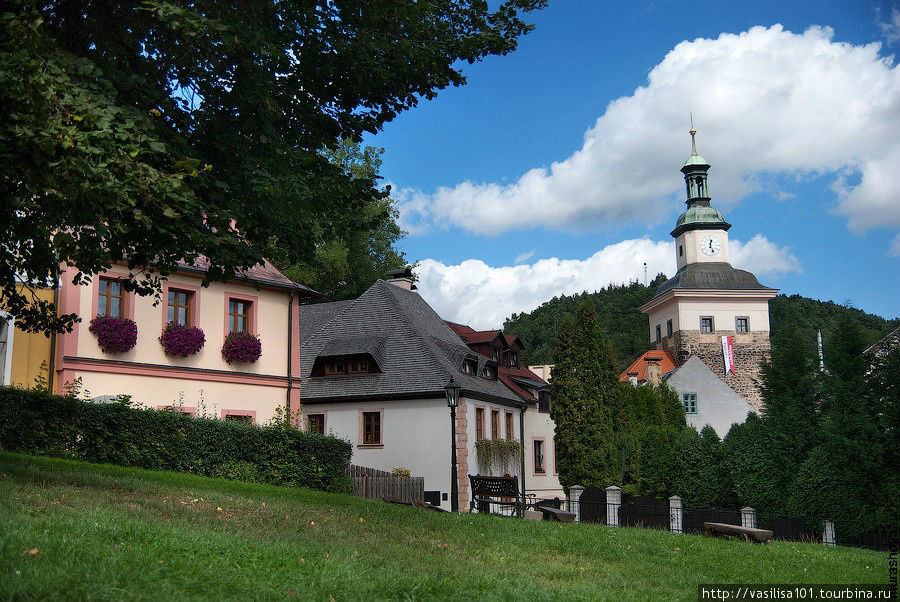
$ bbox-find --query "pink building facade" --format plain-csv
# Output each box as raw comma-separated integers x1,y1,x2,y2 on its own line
53,261,316,424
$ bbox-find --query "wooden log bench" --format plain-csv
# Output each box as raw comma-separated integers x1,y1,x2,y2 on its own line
703,522,774,543
534,505,576,523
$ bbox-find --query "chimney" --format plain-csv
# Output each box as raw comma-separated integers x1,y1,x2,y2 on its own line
385,266,415,291
646,362,662,386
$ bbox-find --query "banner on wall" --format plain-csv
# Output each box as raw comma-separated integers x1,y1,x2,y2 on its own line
722,335,736,374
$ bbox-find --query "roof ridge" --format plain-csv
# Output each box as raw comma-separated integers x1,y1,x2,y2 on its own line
374,281,454,385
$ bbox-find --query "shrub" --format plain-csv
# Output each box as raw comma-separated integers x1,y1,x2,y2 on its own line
221,331,262,364
0,387,352,492
159,322,206,357
88,315,138,353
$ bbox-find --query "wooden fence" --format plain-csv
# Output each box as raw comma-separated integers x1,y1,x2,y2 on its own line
348,465,424,503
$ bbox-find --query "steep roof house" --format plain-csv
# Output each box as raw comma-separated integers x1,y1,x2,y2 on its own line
449,323,563,501
299,276,525,511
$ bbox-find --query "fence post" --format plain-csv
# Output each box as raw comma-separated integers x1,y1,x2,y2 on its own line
741,506,757,529
669,496,683,534
605,485,622,527
823,520,836,546
568,485,584,523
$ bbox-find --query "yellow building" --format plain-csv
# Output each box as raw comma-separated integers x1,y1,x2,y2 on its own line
1,286,55,390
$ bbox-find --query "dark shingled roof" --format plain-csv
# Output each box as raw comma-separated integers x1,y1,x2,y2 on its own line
299,280,523,405
653,262,774,298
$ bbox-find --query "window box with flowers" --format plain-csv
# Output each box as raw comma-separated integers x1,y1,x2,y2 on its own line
221,331,262,364
159,321,206,357
89,315,138,354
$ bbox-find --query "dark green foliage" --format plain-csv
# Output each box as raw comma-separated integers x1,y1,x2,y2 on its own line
722,413,781,512
550,304,618,488
673,426,736,509
2,1,544,333
505,286,897,371
0,388,352,492
505,276,667,369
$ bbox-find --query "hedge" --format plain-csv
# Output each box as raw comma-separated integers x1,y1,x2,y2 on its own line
0,387,353,493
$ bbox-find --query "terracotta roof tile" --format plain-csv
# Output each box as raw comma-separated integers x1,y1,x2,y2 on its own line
618,349,676,383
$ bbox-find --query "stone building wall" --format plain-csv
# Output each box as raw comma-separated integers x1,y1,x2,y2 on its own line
658,330,770,413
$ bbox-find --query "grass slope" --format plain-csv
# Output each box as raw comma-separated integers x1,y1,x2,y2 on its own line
0,453,884,600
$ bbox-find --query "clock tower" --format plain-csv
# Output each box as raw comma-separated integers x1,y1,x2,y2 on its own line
640,129,778,412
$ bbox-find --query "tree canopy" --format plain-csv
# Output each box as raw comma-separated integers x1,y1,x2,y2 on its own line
1,0,545,333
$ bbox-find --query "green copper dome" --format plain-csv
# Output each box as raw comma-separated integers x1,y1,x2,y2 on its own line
682,152,709,168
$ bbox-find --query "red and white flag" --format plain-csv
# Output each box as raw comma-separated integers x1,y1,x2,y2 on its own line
722,335,736,374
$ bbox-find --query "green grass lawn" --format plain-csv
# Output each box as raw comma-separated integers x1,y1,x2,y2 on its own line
0,452,887,601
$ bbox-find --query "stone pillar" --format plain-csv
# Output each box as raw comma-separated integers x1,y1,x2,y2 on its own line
741,506,757,529
605,486,622,527
669,496,683,534
823,520,836,546
568,485,584,523
455,397,469,511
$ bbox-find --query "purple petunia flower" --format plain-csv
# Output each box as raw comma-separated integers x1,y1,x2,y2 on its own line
159,321,206,357
89,315,138,353
221,331,262,364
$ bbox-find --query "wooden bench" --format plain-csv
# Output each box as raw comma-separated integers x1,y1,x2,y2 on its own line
534,505,576,522
703,522,774,543
468,475,521,514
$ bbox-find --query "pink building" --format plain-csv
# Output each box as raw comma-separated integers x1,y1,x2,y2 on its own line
52,260,317,424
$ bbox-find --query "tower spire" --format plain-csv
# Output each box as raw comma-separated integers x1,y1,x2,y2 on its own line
690,127,698,156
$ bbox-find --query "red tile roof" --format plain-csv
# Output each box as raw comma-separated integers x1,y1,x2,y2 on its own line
618,349,676,383
499,364,548,401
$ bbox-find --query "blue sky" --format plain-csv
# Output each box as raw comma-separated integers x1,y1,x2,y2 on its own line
363,1,900,328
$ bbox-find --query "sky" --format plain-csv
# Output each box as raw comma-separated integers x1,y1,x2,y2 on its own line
363,0,900,329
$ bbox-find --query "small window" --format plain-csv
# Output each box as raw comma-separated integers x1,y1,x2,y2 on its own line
682,393,698,414
475,407,485,441
655,325,661,342
490,409,500,440
736,317,749,333
700,316,714,333
679,245,683,257
324,361,346,376
98,277,125,318
482,366,495,380
667,320,673,337
348,358,369,374
228,299,251,334
225,414,252,424
533,440,545,474
307,413,325,434
505,411,514,440
491,347,499,361
510,352,518,368
463,359,477,374
362,411,381,445
167,289,193,326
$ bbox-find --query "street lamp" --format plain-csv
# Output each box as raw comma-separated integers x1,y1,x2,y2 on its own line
445,377,461,512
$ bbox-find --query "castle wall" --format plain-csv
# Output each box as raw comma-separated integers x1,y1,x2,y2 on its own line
658,329,770,413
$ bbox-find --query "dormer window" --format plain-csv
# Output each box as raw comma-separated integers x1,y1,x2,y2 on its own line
315,354,376,377
463,358,477,374
510,352,518,368
491,347,499,361
481,366,495,380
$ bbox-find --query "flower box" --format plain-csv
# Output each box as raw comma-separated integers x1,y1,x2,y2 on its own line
221,331,262,364
89,315,138,354
159,322,205,357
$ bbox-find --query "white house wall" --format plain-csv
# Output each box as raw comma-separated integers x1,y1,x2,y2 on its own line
523,405,564,501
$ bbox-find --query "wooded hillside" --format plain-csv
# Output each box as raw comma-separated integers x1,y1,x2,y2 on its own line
503,281,899,370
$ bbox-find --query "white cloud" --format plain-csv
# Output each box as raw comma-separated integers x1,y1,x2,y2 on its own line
878,6,900,44
730,234,802,275
415,236,799,329
396,25,900,245
513,249,535,264
889,233,900,257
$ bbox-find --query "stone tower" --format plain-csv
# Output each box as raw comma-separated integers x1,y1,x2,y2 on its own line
640,129,778,412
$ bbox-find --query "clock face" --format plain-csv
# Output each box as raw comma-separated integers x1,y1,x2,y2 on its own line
699,235,721,256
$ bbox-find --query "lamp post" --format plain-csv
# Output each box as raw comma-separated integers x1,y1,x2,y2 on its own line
445,377,461,512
